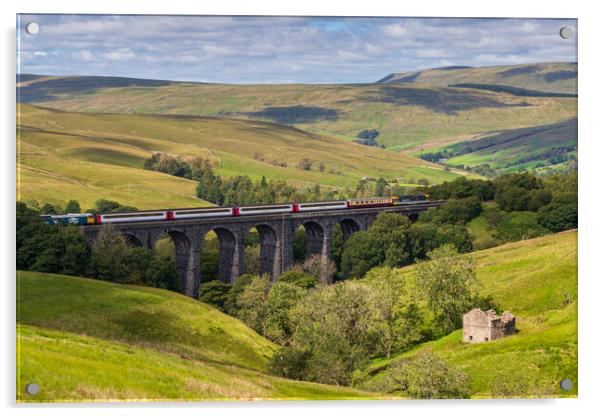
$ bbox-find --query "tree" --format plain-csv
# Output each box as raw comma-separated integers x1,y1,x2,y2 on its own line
297,158,313,171
290,281,380,385
264,282,304,343
301,254,337,284
364,267,425,358
410,223,473,259
268,347,311,380
235,275,272,334
59,226,91,275
421,197,482,225
278,269,317,288
224,273,256,315
143,255,180,290
40,203,57,214
94,199,137,214
367,351,470,399
63,200,81,214
340,231,384,278
537,200,578,232
414,244,478,333
198,280,231,310
89,227,131,282
375,177,388,196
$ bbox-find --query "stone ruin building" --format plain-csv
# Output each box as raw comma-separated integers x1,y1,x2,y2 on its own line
462,308,516,343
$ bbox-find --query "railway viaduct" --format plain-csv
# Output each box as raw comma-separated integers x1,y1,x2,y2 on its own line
80,202,443,298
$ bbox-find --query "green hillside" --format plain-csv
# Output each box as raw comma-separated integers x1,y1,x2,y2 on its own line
17,271,379,402
17,104,458,209
367,230,578,398
377,62,577,95
422,118,577,173
18,72,576,153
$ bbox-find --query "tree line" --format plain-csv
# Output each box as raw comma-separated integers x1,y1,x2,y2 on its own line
422,172,577,232
17,201,180,290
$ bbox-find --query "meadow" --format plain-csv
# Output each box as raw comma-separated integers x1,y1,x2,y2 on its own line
366,230,578,398
426,118,577,172
19,65,577,153
17,271,382,402
17,104,459,209
378,62,577,94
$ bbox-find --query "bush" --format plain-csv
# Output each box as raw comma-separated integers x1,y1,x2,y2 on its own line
143,255,180,291
198,280,231,310
224,274,257,315
301,254,337,284
419,197,482,225
537,200,578,232
278,270,317,288
268,347,310,380
367,351,470,399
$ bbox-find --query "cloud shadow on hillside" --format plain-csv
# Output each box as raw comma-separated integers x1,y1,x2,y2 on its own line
361,86,531,115
244,105,341,124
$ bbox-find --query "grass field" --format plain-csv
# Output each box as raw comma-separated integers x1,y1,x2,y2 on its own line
17,104,459,209
17,271,381,402
378,62,577,95
18,70,577,153
366,230,578,398
467,207,551,250
428,118,577,172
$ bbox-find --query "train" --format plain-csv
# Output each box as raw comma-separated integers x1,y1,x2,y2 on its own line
41,195,428,226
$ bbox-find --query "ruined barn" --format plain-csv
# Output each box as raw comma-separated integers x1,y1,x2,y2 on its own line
463,308,516,343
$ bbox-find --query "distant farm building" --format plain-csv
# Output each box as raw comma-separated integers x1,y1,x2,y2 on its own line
462,309,516,343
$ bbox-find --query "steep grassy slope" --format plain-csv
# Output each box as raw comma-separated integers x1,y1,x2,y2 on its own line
17,104,458,209
368,230,578,398
427,118,577,172
17,271,379,402
377,62,577,95
18,74,576,152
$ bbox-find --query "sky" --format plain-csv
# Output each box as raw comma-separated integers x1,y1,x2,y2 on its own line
17,15,578,84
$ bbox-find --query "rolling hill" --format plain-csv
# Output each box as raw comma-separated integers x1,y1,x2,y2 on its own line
419,118,577,173
366,230,578,398
17,104,459,210
17,69,577,153
377,62,577,95
17,271,380,402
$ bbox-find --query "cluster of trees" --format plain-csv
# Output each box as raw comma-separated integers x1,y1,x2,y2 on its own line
220,244,478,396
197,173,334,206
32,198,138,216
338,212,473,279
353,129,383,147
422,172,577,232
17,202,180,290
144,153,216,180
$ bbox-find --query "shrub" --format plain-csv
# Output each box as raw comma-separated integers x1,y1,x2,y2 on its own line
278,269,317,289
368,351,470,399
198,280,231,310
268,347,311,380
537,200,578,232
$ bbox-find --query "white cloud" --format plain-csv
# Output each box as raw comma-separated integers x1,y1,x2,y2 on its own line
17,15,578,83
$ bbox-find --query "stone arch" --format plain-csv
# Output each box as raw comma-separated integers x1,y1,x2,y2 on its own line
154,229,193,294
408,213,420,222
338,217,361,241
122,233,143,248
301,220,325,259
212,226,243,283
253,223,278,279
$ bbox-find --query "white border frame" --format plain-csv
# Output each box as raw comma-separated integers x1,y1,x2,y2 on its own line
3,1,600,415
